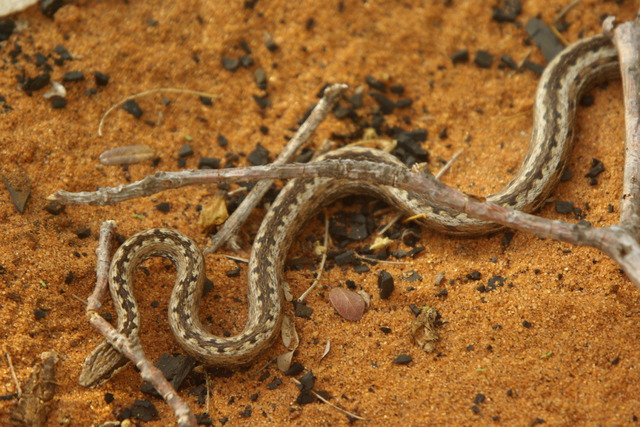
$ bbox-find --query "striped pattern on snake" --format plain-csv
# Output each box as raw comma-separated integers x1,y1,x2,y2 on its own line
80,34,620,387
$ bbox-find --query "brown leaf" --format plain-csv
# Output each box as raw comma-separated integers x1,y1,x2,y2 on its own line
98,144,155,165
329,288,365,321
197,193,229,231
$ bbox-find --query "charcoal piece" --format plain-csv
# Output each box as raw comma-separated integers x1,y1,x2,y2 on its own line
122,99,143,119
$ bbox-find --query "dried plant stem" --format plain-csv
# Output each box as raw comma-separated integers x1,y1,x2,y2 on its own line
97,88,220,136
204,83,347,254
86,221,197,427
606,16,640,238
297,213,330,303
290,378,365,420
4,350,21,396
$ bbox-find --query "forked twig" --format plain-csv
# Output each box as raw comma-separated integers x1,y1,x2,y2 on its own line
85,221,198,427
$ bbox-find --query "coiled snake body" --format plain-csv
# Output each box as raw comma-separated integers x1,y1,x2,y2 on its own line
80,34,619,387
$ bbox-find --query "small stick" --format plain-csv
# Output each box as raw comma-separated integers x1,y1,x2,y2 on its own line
606,16,640,238
223,254,249,263
290,378,365,420
5,350,21,396
297,213,330,303
354,253,407,265
203,83,347,254
553,0,580,27
98,88,219,136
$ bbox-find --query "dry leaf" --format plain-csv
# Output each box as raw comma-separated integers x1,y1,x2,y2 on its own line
357,290,371,308
282,281,293,302
197,193,229,231
277,315,299,372
410,306,440,353
313,244,326,256
98,144,156,165
320,340,331,361
369,236,393,251
329,288,365,322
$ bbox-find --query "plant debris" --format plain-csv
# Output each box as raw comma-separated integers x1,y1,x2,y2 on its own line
328,287,365,321
410,306,440,353
99,145,156,165
9,351,58,427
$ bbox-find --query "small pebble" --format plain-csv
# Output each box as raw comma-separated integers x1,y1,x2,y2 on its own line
0,19,15,42
155,202,171,213
264,37,278,52
500,54,518,70
62,71,85,82
248,143,270,165
294,301,313,318
54,45,73,62
23,73,50,92
221,56,240,71
122,99,143,119
44,200,65,215
474,50,493,68
252,94,271,109
199,96,213,106
378,270,394,299
334,251,355,266
585,158,605,178
94,71,110,86
365,75,387,92
198,157,220,169
178,143,194,158
50,96,67,109
555,201,574,214
41,0,63,17
217,133,228,147
239,55,254,67
467,270,482,281
392,354,412,365
451,49,469,64
75,227,91,239
395,98,413,108
254,68,267,90
390,84,405,95
369,92,395,115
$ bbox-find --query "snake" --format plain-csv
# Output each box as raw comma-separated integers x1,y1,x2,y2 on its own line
79,34,620,387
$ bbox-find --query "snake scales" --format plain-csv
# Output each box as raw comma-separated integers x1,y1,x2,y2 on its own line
80,34,619,387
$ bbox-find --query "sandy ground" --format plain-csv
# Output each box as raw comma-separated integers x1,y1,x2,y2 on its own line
1,0,639,425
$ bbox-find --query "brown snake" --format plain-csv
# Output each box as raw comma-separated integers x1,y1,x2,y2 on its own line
80,34,620,387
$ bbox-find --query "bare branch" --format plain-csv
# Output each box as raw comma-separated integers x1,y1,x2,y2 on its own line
608,17,640,237
50,158,640,289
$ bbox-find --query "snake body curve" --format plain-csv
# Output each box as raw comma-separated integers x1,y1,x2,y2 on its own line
80,34,620,387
